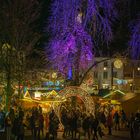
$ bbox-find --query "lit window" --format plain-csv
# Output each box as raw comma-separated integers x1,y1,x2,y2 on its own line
102,84,109,89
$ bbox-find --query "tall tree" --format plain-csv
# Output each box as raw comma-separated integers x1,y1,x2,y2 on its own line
46,0,117,85
129,17,140,59
0,0,42,110
0,0,42,53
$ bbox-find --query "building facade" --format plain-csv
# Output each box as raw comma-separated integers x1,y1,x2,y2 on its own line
92,57,140,93
123,59,140,93
92,57,123,90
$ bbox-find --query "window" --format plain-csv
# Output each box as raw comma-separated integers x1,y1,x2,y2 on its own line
94,72,98,79
104,62,108,67
103,72,108,79
113,71,117,78
102,84,109,89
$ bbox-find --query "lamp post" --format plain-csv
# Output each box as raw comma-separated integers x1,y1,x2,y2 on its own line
111,59,123,90
132,66,140,92
111,61,114,90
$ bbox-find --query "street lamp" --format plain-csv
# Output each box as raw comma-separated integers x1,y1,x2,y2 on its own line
111,59,123,90
132,66,140,92
103,67,107,71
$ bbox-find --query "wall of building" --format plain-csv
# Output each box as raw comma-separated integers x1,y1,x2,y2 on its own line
123,59,140,92
91,57,140,94
92,57,124,90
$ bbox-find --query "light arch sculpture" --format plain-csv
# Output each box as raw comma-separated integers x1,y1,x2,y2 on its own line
54,86,95,121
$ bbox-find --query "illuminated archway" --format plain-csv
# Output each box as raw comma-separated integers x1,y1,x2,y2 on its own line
54,86,95,122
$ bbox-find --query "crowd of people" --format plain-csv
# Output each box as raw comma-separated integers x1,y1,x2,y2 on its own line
3,106,45,140
60,108,130,140
0,105,140,140
129,111,140,139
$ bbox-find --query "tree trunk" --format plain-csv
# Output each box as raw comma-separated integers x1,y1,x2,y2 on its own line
73,46,81,86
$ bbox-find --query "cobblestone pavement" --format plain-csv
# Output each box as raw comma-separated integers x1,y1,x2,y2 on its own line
1,128,140,140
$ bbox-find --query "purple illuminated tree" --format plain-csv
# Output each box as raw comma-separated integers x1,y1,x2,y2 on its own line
47,0,117,85
129,19,140,59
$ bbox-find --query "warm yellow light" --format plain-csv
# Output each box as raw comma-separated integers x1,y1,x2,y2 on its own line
130,83,132,86
111,100,120,104
114,59,123,69
24,91,31,99
52,72,57,79
34,91,41,100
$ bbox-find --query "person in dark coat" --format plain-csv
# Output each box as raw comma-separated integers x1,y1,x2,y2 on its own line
29,113,35,136
0,110,5,131
113,111,120,130
130,113,140,139
39,113,44,136
11,116,20,139
5,115,12,140
91,115,99,140
129,113,135,139
18,108,24,120
107,112,113,135
120,110,127,129
99,111,106,126
61,110,68,138
82,114,91,140
49,113,59,140
17,119,26,140
70,112,78,139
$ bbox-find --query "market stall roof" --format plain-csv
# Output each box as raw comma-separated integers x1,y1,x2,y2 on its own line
24,90,31,99
22,89,66,103
20,97,66,103
98,89,110,97
95,90,125,105
101,89,126,100
120,93,139,102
